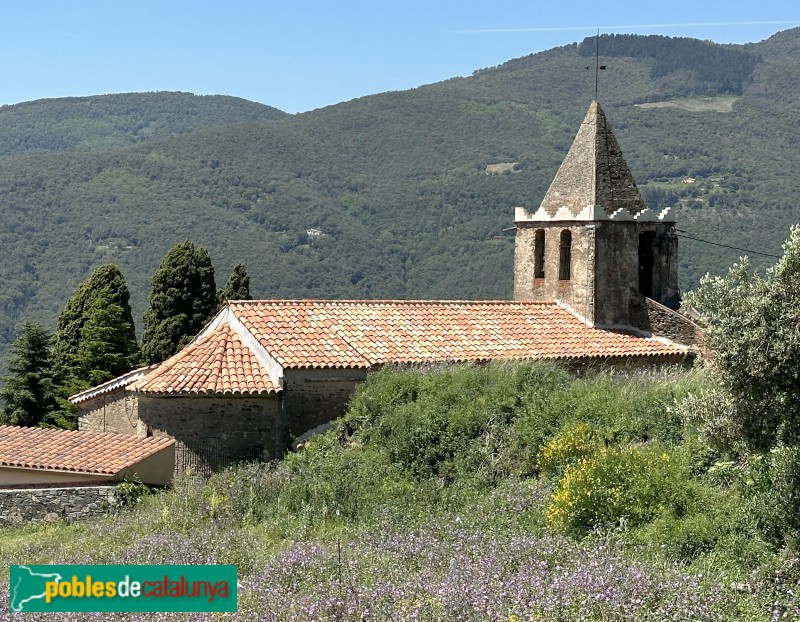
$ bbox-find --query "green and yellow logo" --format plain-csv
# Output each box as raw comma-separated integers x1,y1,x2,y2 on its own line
9,565,237,612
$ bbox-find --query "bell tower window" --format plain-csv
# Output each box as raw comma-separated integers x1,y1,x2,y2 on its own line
534,229,545,279
559,230,572,281
638,231,656,297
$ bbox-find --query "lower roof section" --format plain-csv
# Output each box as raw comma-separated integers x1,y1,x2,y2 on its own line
0,425,174,476
230,299,689,368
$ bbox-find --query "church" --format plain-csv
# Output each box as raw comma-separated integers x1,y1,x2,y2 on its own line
71,101,701,472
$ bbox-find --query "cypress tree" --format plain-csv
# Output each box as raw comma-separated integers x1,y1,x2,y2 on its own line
54,265,139,392
0,322,61,427
141,241,217,364
74,291,141,386
218,263,252,307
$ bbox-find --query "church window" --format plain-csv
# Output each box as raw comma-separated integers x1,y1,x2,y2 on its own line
559,230,572,280
638,231,656,297
534,229,545,278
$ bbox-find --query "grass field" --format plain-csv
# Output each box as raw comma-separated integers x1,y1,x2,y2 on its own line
2,363,799,621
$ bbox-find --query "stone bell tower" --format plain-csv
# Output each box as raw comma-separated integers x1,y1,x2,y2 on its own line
514,101,679,329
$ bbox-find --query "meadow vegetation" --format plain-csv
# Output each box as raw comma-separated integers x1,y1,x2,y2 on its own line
2,361,800,621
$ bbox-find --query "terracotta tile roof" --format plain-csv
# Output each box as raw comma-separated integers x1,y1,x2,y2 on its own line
229,299,687,369
131,323,280,396
0,426,174,475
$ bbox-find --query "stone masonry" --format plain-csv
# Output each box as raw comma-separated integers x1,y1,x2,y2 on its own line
282,368,368,442
0,486,116,526
77,389,139,434
137,395,281,470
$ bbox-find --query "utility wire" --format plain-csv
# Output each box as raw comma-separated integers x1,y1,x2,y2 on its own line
674,229,781,259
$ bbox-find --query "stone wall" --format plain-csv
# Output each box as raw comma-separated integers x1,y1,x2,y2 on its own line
515,221,679,329
77,389,139,435
138,395,281,470
629,292,703,347
514,223,595,321
283,368,368,442
0,486,116,526
593,222,678,327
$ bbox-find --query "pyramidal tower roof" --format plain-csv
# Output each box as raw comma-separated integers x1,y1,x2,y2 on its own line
517,101,665,222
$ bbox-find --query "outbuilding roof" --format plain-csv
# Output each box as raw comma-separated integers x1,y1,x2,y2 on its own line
0,426,174,475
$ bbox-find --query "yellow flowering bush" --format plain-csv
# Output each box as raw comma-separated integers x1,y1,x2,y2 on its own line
546,445,687,535
537,422,600,476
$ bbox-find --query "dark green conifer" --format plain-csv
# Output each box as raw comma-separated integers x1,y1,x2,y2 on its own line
141,241,217,364
0,322,61,427
74,292,141,386
54,265,139,392
218,263,252,307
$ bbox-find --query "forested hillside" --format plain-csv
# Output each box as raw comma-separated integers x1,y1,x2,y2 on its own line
1,30,800,373
0,92,286,157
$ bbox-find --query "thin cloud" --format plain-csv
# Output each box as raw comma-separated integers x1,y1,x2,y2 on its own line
458,20,800,34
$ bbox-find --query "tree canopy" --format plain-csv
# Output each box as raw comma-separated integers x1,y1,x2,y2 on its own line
686,226,800,451
141,241,217,365
219,263,252,307
53,264,139,393
0,322,61,427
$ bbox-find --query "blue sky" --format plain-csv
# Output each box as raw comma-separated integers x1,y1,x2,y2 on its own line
3,0,798,113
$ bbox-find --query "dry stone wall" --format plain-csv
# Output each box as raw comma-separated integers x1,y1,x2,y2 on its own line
0,486,116,526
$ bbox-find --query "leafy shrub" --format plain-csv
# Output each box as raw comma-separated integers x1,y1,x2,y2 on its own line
347,361,555,485
114,481,152,507
281,430,427,525
512,367,698,475
669,383,743,455
741,445,800,550
630,483,765,563
546,444,690,536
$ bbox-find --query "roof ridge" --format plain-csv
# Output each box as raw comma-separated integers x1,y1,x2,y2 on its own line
231,299,558,306
226,310,285,389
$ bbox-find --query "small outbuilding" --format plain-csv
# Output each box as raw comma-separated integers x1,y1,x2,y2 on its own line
0,425,175,487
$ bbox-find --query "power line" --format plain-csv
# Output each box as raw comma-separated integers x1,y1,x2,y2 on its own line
673,229,781,259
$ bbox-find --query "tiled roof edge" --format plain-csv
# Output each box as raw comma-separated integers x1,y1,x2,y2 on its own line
135,386,280,397
68,365,159,404
233,299,557,307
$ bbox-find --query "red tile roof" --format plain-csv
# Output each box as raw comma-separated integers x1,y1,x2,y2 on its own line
127,300,688,395
229,300,687,369
131,323,280,396
0,426,174,475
